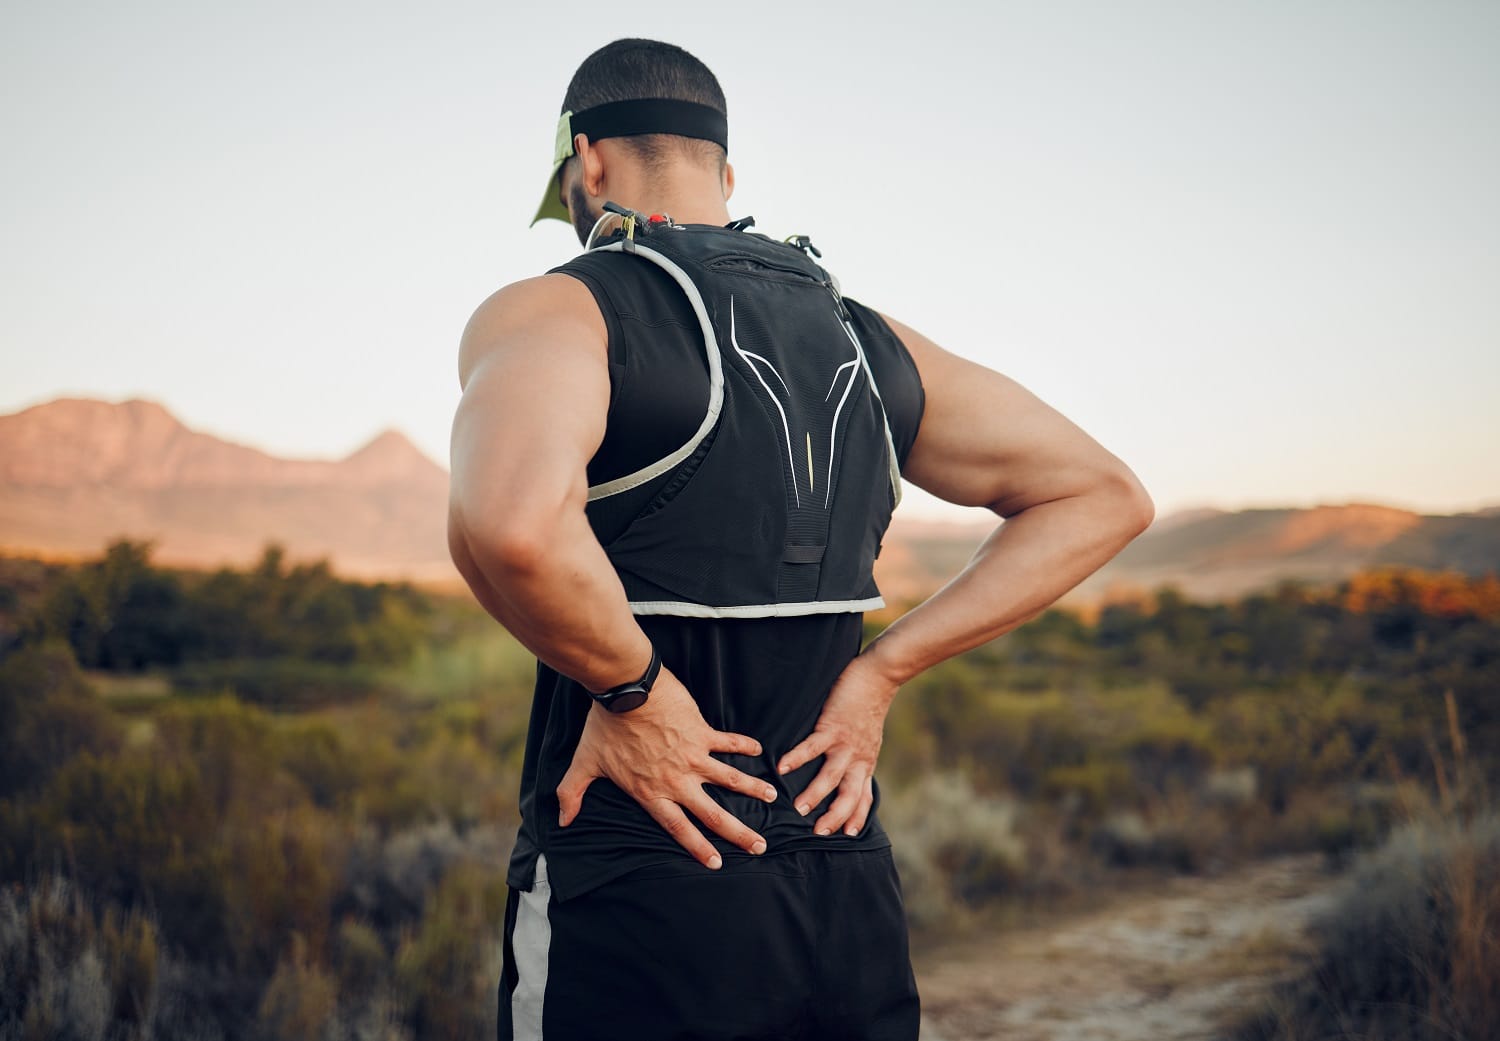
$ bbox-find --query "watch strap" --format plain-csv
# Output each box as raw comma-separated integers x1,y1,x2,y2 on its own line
589,643,660,713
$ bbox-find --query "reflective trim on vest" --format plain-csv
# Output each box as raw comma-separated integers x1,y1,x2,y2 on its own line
628,596,886,619
838,314,904,510
583,240,725,502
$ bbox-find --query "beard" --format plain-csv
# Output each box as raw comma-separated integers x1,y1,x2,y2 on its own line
569,178,601,248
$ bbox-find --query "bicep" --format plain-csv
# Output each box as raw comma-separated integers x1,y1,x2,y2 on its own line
449,275,610,539
877,310,1141,519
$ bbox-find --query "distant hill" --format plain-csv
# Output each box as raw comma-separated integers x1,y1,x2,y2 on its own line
2,396,1494,604
0,396,453,583
878,501,1500,608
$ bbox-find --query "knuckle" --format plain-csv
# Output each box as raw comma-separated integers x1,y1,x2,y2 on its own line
736,772,764,794
721,772,750,794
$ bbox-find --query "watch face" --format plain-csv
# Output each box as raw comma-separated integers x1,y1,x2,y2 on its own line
605,689,649,713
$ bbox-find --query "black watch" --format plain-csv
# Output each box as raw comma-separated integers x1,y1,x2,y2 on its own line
588,643,660,714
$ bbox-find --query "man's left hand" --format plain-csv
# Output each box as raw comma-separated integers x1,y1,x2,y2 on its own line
775,654,900,837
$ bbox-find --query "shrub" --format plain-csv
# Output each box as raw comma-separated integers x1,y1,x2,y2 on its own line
0,872,223,1041
0,641,121,799
254,933,337,1041
392,859,508,1041
883,771,1026,933
1229,810,1500,1041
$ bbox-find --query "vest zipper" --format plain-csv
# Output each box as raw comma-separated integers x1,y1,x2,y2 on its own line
706,252,816,278
704,249,852,323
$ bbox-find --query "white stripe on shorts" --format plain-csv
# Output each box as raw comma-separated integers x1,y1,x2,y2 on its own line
510,852,552,1039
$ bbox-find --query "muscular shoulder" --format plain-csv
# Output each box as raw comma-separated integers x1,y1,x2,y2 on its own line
457,273,607,390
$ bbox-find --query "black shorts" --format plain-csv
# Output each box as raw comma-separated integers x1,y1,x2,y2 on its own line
497,845,921,1041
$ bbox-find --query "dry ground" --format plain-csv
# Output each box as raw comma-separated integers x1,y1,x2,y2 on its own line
914,852,1352,1041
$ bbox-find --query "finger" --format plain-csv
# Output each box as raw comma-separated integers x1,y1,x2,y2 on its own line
841,774,876,837
791,751,850,819
682,788,767,856
777,730,834,775
814,766,870,837
556,762,597,827
703,757,779,804
642,797,724,869
707,728,762,758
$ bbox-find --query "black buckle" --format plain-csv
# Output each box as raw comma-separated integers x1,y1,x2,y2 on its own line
786,234,822,258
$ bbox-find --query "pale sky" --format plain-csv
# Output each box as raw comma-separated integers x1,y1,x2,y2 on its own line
3,0,1497,522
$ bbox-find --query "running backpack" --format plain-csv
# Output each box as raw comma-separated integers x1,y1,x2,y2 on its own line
580,205,903,618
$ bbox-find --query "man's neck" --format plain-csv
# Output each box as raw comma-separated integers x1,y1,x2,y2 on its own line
605,172,731,227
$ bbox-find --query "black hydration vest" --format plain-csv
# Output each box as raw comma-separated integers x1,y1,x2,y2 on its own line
578,212,903,618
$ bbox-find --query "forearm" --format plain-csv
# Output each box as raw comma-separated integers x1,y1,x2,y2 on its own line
860,483,1152,686
451,506,652,694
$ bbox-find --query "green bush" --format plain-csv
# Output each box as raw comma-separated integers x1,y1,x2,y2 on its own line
0,640,121,798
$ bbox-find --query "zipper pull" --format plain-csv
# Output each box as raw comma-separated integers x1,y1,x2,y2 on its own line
602,200,641,253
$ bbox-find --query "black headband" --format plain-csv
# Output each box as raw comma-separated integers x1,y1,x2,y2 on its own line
568,98,728,153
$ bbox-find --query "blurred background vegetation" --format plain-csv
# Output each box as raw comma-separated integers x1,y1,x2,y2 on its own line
1,538,1495,1040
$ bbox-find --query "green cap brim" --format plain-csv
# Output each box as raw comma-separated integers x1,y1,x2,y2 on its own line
529,111,575,228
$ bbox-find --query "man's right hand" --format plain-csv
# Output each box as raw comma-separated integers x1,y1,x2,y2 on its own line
555,664,779,869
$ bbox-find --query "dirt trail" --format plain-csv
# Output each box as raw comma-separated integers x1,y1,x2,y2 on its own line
914,852,1352,1041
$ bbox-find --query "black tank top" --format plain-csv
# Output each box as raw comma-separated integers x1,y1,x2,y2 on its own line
507,222,926,902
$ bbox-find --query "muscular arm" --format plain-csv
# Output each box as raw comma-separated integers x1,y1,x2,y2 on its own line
447,273,652,692
779,309,1155,834
857,310,1156,685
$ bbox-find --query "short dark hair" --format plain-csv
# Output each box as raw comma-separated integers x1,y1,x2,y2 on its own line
561,38,728,175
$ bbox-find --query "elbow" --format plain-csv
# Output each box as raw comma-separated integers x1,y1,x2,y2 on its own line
1109,469,1156,535
471,520,556,578
449,501,564,580
1133,494,1157,535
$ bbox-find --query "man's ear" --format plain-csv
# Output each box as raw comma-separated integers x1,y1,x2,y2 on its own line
576,134,606,197
723,160,735,201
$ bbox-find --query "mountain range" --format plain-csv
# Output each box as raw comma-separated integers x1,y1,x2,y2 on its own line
2,396,1495,604
0,397,452,583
